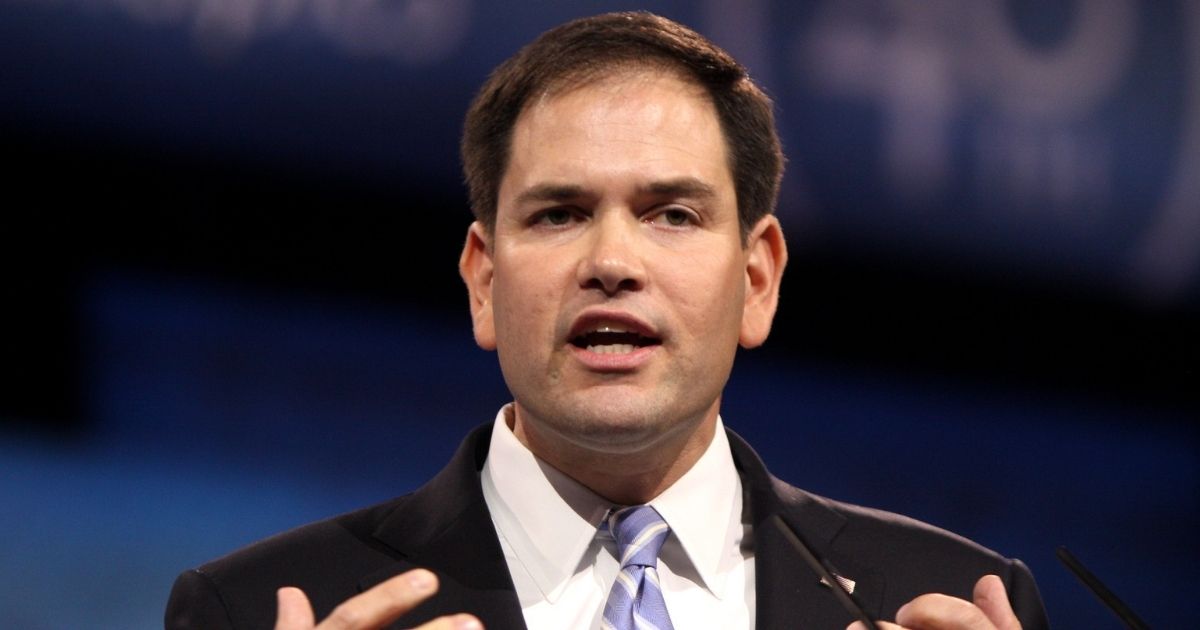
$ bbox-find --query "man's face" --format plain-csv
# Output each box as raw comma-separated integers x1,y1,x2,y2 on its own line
461,70,784,458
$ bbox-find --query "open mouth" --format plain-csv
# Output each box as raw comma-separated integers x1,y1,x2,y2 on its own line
570,325,661,354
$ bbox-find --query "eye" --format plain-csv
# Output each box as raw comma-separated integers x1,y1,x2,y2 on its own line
663,209,691,226
533,207,577,227
647,206,698,227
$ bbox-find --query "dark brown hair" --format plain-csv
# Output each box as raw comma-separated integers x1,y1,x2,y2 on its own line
461,11,784,241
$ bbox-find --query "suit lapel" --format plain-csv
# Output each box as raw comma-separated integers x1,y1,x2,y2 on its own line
361,425,528,629
727,429,886,629
354,424,886,629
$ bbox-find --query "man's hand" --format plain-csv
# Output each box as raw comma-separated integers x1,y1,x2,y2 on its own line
274,568,483,630
848,575,1020,630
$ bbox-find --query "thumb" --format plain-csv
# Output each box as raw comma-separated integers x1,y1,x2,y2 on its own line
275,586,317,630
974,575,1021,630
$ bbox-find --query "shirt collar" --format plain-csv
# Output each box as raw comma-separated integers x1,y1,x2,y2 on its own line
481,405,743,601
481,406,611,602
648,419,743,598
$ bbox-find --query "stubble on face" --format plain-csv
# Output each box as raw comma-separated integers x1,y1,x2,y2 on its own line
484,69,749,501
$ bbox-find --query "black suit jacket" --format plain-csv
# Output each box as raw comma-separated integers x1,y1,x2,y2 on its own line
166,425,1049,629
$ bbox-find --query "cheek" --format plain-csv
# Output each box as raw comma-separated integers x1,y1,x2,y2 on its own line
662,249,746,338
492,261,562,350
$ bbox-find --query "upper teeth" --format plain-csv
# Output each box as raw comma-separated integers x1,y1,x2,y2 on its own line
588,344,636,354
582,324,640,354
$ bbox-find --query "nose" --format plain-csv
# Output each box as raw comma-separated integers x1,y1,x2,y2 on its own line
576,211,647,295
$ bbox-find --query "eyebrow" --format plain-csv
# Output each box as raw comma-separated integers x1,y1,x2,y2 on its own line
514,183,589,206
513,177,717,206
638,177,717,199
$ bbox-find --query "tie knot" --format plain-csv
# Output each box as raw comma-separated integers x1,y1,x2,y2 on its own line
607,505,670,569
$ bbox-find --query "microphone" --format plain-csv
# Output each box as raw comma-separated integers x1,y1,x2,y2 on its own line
770,514,881,630
1056,545,1150,629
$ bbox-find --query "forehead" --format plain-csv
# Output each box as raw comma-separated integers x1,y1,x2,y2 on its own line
500,69,733,201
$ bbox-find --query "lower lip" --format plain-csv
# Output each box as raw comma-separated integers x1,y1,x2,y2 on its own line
569,344,659,371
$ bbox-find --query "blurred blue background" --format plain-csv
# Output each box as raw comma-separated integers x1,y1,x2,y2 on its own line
1,1,1196,628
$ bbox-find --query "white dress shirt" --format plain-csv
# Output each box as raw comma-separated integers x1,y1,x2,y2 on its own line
480,405,755,630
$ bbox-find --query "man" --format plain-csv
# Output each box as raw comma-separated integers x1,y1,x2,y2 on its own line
167,12,1049,630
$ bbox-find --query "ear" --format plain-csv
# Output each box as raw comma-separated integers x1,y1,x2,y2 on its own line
459,221,497,350
739,215,788,348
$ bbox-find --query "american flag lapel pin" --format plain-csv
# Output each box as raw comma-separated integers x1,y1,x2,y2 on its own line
819,573,857,595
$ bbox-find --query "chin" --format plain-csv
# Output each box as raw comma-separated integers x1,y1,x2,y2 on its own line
531,395,710,454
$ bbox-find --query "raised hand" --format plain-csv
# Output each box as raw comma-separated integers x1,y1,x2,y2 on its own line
274,569,483,630
848,575,1020,630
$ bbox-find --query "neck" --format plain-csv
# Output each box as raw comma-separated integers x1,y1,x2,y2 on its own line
509,405,719,505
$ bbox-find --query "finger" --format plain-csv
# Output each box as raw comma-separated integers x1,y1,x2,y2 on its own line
896,593,996,630
414,613,484,630
973,575,1021,630
847,621,904,629
275,587,316,630
319,569,439,630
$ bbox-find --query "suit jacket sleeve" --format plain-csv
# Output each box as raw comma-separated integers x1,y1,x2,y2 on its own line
165,569,237,630
1008,558,1050,630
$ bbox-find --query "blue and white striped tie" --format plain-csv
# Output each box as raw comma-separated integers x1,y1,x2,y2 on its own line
602,505,675,630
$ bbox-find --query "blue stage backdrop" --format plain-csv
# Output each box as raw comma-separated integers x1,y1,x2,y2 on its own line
1,1,1197,628
3,0,1197,300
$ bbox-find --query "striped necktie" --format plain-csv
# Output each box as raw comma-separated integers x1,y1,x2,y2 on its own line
602,505,675,630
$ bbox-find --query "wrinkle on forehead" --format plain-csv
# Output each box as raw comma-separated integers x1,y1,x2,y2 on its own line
499,65,736,220
516,70,725,166
498,66,737,231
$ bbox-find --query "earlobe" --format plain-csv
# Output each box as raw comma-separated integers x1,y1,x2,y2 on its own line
459,221,497,350
739,215,787,348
